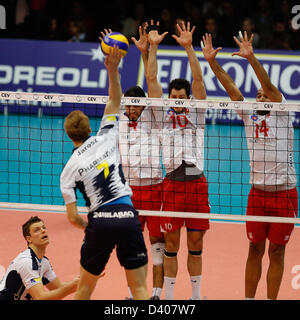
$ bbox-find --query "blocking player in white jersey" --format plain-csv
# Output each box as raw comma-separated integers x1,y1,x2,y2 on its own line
120,85,165,300
201,31,298,300
146,20,210,300
100,25,165,300
0,216,79,300
60,46,149,300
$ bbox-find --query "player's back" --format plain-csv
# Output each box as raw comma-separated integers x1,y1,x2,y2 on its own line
60,114,132,212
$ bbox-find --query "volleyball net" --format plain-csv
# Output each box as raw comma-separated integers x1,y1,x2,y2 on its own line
0,91,299,224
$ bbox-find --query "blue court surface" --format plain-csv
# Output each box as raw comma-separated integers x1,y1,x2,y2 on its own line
0,113,299,217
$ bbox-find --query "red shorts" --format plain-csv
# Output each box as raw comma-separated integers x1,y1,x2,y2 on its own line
160,176,210,232
246,186,298,245
130,183,163,238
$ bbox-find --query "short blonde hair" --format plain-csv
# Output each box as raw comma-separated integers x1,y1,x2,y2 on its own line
64,110,90,142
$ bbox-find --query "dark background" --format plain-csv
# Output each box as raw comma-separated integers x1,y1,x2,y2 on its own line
0,0,299,49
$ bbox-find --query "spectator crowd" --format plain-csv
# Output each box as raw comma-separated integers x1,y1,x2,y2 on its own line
1,0,300,50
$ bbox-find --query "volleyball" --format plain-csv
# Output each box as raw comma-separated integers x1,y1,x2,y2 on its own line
101,32,129,57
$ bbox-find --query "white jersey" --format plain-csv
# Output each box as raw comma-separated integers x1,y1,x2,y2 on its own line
152,104,206,174
119,106,163,186
237,96,297,189
0,248,56,300
60,114,132,212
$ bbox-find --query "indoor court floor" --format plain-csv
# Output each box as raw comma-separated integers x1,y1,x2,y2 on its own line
1,208,299,300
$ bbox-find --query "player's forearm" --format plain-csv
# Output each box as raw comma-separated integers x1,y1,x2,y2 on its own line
185,45,206,99
66,203,88,230
147,44,158,82
108,68,122,106
247,54,282,101
34,282,76,300
68,214,87,230
141,51,149,77
247,54,272,91
209,59,244,101
146,44,163,98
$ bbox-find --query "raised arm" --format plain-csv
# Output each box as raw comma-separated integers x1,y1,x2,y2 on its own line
233,31,282,102
131,23,149,76
201,33,244,101
103,45,123,115
146,20,168,98
173,22,206,100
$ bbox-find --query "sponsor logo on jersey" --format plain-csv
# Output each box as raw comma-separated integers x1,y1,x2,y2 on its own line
30,277,42,284
106,115,117,122
167,108,175,116
93,210,135,219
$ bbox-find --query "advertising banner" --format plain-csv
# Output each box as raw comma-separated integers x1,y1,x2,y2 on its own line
0,39,299,126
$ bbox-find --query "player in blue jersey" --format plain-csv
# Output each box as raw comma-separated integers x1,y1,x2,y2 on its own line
60,46,149,300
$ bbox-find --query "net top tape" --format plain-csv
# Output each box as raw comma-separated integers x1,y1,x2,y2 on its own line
0,202,299,224
1,91,300,112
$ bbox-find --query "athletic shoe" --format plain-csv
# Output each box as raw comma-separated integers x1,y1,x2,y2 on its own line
150,295,160,300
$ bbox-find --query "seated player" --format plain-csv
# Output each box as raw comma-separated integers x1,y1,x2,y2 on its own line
0,216,79,300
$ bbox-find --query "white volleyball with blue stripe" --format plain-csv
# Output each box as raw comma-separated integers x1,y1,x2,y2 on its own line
101,32,129,57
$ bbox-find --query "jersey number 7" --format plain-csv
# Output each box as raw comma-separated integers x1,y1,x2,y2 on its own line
96,161,110,179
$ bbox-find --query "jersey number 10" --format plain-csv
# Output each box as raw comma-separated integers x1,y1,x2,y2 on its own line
170,114,189,129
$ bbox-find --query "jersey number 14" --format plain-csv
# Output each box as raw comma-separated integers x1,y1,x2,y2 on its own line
255,120,269,138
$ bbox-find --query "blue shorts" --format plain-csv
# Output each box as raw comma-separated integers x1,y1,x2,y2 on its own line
81,204,148,275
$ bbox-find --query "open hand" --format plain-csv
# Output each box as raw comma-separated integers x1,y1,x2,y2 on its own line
147,20,168,46
99,28,112,43
131,23,149,54
172,21,195,48
232,30,254,59
201,33,222,63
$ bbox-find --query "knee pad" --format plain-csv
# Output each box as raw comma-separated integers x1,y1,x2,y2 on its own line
188,250,202,256
151,242,165,266
164,249,178,258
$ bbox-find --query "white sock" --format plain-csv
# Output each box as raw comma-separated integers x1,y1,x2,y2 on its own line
190,275,202,300
128,287,133,299
164,276,176,300
152,287,162,298
245,297,255,300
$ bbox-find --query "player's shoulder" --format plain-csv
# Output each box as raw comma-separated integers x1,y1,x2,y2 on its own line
14,249,35,269
98,114,119,135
